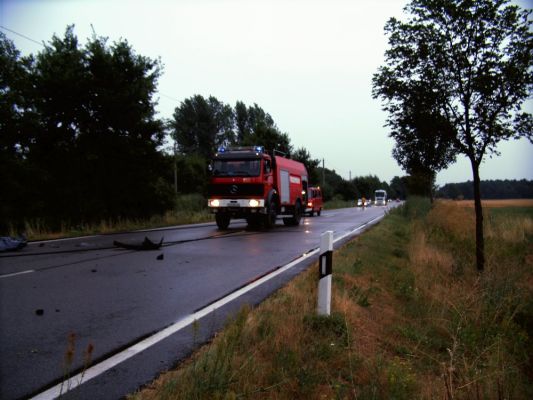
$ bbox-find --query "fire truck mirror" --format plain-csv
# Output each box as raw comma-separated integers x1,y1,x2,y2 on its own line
264,160,271,174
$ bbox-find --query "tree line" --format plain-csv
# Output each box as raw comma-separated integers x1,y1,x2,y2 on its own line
1,27,409,234
169,95,308,194
437,179,533,200
169,95,413,200
1,27,174,231
0,27,317,232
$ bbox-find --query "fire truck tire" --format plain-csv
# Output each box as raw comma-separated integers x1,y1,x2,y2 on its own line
308,209,314,217
215,214,230,230
263,201,277,229
246,215,261,228
283,200,302,226
317,208,321,216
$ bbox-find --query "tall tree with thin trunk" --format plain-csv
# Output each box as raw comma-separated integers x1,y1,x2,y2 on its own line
373,79,457,202
373,0,532,271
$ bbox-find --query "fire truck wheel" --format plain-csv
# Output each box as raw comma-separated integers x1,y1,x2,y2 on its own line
263,201,277,229
317,208,321,216
246,215,261,229
283,201,302,226
215,214,230,230
308,209,314,217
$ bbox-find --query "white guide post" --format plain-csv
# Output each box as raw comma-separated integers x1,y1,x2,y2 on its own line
317,231,333,315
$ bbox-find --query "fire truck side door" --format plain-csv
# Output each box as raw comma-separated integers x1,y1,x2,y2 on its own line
280,170,290,204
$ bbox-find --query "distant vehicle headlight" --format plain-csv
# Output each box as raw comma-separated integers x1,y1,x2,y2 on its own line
210,199,220,207
249,199,260,207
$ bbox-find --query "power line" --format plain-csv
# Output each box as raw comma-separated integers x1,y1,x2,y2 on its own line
0,25,44,47
159,92,181,102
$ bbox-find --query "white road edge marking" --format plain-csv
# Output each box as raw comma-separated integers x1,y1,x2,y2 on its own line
31,214,384,400
0,269,35,279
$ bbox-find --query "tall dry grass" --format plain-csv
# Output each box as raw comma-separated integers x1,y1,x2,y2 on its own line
10,194,213,241
486,214,533,243
408,201,532,399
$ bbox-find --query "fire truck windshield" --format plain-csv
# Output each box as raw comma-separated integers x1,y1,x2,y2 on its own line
212,159,261,177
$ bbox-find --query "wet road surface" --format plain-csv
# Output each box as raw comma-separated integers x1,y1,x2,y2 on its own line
0,205,395,399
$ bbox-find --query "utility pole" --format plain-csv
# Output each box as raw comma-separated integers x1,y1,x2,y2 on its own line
173,141,178,194
322,158,325,188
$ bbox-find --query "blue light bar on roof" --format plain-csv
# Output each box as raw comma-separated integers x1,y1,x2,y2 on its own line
216,145,264,154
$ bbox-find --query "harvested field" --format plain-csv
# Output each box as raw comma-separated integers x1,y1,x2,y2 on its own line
448,199,533,208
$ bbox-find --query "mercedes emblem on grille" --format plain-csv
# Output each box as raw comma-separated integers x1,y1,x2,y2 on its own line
230,185,238,194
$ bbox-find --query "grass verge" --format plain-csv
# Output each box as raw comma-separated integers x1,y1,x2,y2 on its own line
129,197,532,399
9,194,213,241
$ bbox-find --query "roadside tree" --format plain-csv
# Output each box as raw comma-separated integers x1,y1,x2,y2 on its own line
22,26,173,226
352,175,384,200
373,80,457,202
389,176,408,199
236,102,292,155
373,0,532,271
171,95,234,160
292,147,321,185
0,33,36,231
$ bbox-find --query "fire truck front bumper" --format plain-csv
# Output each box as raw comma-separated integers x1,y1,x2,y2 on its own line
207,198,267,215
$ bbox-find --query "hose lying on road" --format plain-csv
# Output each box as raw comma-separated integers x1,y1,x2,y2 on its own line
113,237,164,250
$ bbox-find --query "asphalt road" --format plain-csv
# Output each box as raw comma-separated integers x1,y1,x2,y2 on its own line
0,205,395,400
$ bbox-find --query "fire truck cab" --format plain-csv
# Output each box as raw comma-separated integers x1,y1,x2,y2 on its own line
207,146,308,230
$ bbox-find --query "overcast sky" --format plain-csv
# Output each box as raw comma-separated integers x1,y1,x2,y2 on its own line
2,0,532,185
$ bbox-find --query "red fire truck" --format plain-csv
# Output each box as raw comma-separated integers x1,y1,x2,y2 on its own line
207,146,308,230
305,186,323,216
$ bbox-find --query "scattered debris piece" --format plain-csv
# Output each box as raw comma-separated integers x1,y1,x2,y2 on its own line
113,237,164,251
35,309,44,316
156,254,164,260
0,235,27,252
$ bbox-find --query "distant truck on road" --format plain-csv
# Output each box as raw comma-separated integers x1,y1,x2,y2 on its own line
374,189,387,206
207,146,308,230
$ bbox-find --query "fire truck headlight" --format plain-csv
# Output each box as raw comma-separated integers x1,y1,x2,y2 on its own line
307,202,312,207
210,199,220,207
249,199,260,207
